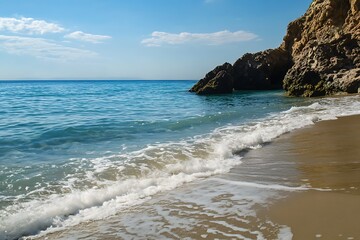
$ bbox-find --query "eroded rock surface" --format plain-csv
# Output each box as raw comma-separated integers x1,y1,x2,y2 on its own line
190,0,360,97
231,48,292,90
283,0,360,96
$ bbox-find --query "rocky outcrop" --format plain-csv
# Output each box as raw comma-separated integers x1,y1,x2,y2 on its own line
283,34,360,96
190,48,292,94
189,62,233,94
190,0,360,97
231,48,292,90
282,0,360,96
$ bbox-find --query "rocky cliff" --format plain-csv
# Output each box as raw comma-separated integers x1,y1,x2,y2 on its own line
190,0,360,96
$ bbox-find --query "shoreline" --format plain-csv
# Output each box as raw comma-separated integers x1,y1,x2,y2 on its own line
23,113,360,240
257,114,360,239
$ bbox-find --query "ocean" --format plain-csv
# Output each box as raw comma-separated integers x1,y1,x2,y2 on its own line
0,80,360,239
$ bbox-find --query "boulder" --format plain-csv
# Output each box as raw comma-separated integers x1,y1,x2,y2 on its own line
190,48,292,94
189,62,233,94
232,48,292,90
194,69,234,95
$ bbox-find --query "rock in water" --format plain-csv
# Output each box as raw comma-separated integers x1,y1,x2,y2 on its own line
189,49,292,94
231,48,292,90
196,70,234,95
189,62,233,94
190,0,360,97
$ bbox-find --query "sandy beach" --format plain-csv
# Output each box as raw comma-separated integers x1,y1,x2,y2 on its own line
259,115,360,239
6,102,358,237
32,114,360,240
2,0,360,238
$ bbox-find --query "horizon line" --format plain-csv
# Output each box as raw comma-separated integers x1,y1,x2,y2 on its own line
0,79,197,81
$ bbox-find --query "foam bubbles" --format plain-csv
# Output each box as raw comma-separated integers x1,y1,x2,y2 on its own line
278,226,294,240
1,95,360,239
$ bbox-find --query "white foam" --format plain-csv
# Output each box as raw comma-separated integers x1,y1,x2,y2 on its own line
283,102,323,114
0,153,241,239
1,95,360,239
213,178,311,191
278,226,293,240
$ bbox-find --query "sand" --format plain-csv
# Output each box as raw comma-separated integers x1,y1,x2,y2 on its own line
261,115,360,239
32,115,360,240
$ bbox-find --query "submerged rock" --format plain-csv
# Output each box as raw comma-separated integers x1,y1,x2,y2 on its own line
190,0,360,97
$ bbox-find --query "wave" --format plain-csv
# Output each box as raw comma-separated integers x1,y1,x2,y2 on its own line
213,178,331,192
0,111,247,158
1,95,360,240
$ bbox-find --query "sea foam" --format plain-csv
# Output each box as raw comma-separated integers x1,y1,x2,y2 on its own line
1,95,360,240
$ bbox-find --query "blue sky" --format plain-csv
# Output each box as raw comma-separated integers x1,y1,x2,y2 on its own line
0,0,312,80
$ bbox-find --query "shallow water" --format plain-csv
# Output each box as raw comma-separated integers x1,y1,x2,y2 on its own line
260,115,360,239
0,80,360,239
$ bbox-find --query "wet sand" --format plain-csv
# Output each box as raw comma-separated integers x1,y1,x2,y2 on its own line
33,115,360,240
261,115,360,239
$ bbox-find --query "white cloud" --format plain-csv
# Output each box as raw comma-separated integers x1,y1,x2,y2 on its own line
0,35,96,60
0,16,110,61
141,30,258,47
64,31,111,43
0,17,65,35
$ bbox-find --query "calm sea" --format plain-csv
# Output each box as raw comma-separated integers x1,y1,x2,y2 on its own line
0,80,359,239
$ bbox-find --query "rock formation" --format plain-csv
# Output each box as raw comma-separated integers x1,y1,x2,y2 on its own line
283,0,360,96
190,0,360,97
189,63,233,94
231,48,292,91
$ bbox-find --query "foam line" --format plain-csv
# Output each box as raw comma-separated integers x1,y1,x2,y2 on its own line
1,95,360,239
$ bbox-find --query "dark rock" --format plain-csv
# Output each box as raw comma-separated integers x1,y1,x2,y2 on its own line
190,0,360,97
232,48,293,90
196,70,234,95
190,48,292,94
189,62,232,93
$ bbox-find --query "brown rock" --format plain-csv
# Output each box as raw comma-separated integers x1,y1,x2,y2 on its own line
232,48,292,90
283,0,360,96
196,70,234,95
190,0,360,97
189,62,232,94
190,48,292,95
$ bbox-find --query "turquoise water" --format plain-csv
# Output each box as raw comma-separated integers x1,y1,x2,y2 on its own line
1,80,360,239
0,80,301,165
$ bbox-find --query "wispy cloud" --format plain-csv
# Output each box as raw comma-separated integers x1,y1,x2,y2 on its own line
141,30,258,47
0,16,111,60
0,17,64,35
64,31,112,43
0,35,96,60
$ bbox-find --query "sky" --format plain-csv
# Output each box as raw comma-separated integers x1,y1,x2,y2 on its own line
0,0,313,80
